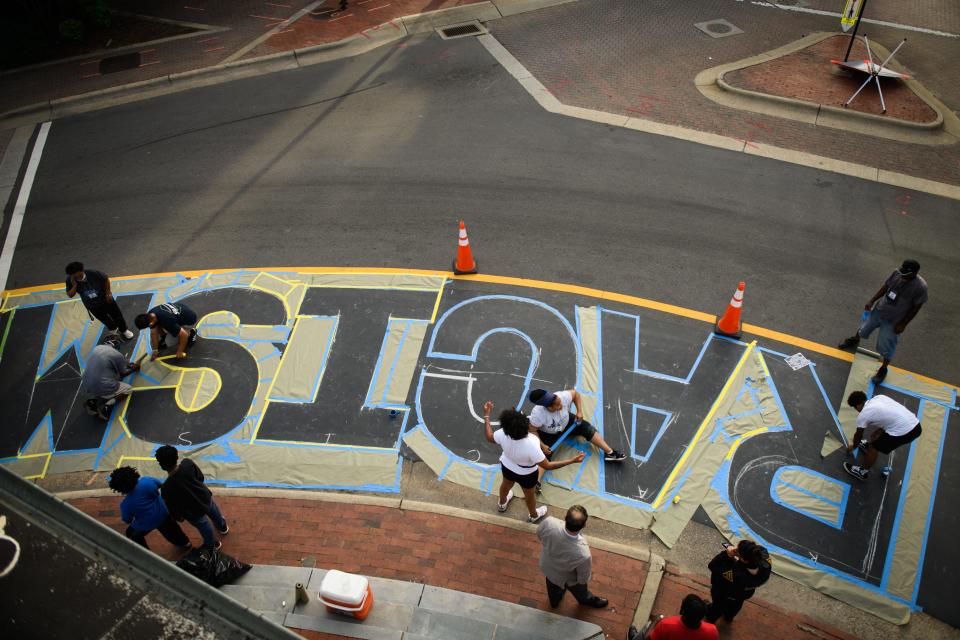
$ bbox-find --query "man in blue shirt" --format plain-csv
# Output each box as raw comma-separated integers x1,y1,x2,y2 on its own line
109,466,191,551
135,302,199,360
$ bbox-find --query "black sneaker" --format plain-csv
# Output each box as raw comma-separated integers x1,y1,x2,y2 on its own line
872,365,888,384
838,336,861,350
843,462,869,481
604,449,627,462
218,524,229,535
857,440,869,452
535,482,542,494
188,328,198,345
84,400,99,416
586,596,608,608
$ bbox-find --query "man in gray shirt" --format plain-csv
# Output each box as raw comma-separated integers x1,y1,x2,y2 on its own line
537,505,607,609
82,338,140,419
839,259,928,384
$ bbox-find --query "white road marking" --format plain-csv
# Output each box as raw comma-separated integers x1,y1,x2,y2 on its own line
0,121,51,291
751,1,960,38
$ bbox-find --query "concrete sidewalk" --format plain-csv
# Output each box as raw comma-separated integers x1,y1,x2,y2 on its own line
0,0,533,119
64,487,859,640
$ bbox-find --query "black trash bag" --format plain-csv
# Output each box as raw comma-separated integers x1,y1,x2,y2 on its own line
176,546,252,587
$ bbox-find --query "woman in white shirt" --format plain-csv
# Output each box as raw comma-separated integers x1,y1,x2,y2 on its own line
484,401,584,523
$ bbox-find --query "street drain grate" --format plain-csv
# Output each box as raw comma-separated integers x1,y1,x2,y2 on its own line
437,21,488,40
99,52,142,74
693,19,744,39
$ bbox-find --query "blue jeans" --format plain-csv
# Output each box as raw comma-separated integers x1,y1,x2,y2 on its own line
187,499,227,547
858,309,898,361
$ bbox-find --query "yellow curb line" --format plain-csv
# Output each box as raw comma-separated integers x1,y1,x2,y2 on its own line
4,266,957,391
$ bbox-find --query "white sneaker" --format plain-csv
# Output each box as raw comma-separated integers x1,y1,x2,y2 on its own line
528,505,547,523
497,492,514,512
122,330,134,340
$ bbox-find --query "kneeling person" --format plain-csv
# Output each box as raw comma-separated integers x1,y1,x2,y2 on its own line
81,337,140,419
843,390,922,481
135,302,198,360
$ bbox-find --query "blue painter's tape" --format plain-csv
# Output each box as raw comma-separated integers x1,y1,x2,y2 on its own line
18,414,54,455
770,466,849,530
912,405,952,602
710,458,920,610
629,404,673,462
427,294,580,367
437,458,454,482
880,399,923,592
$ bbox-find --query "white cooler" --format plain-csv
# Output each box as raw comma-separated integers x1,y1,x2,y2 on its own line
319,570,374,620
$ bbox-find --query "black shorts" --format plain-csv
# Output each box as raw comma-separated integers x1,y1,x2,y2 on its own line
873,424,921,454
501,463,540,489
538,415,598,451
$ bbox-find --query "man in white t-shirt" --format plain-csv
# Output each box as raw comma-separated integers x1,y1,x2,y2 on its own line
528,388,626,467
843,390,922,481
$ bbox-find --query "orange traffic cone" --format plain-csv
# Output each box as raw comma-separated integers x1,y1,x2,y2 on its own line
453,220,477,275
714,281,745,338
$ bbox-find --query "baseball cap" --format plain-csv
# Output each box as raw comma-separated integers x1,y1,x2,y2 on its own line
529,389,557,407
898,259,920,276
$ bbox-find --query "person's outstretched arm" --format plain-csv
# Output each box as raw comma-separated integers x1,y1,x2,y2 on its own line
483,401,495,443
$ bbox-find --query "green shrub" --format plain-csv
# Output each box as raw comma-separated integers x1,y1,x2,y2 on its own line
59,18,85,41
81,0,112,28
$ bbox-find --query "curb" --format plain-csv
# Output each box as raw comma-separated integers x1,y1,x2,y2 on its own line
716,73,943,131
0,0,576,129
696,32,960,149
475,33,960,201
714,33,945,133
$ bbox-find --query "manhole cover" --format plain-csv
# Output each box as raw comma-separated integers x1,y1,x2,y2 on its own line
437,21,488,40
694,19,744,39
99,52,141,74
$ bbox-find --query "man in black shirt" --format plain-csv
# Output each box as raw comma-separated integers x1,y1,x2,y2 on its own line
705,540,771,623
135,302,199,360
65,262,133,340
155,445,229,549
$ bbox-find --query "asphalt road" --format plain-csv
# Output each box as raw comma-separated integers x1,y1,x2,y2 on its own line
8,32,959,383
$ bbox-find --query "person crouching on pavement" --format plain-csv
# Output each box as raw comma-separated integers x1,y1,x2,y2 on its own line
705,540,770,624
135,302,198,360
483,401,584,523
81,336,140,420
843,390,921,481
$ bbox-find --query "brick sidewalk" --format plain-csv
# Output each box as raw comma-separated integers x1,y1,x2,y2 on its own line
492,0,960,187
0,0,481,115
68,494,856,640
